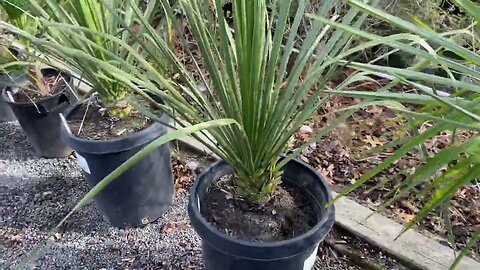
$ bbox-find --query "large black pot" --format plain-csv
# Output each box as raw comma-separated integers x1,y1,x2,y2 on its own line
1,68,77,157
60,103,174,228
188,158,335,270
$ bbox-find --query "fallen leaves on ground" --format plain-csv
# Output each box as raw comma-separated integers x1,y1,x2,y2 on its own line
172,158,195,193
289,94,480,260
161,221,191,234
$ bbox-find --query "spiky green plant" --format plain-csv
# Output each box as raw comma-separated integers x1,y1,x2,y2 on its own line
0,0,37,46
6,0,167,115
0,0,54,96
112,0,389,203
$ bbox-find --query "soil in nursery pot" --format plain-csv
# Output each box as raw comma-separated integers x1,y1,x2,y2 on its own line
201,176,318,242
13,72,68,102
68,101,154,140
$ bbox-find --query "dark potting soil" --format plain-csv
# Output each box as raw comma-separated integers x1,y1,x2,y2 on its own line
13,73,68,103
68,101,153,140
201,176,318,242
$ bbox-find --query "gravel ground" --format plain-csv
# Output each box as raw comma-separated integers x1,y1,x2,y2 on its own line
1,121,407,270
1,122,202,270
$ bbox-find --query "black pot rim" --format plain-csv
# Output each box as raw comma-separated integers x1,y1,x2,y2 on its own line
60,100,170,154
1,68,72,106
188,158,335,249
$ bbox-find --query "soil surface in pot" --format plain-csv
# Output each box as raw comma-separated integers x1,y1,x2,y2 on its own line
201,177,318,242
13,72,68,103
68,101,154,140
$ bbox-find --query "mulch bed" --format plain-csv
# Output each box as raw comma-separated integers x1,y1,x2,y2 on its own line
291,89,480,260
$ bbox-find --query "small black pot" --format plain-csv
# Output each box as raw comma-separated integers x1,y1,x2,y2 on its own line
0,72,25,122
188,158,335,270
60,103,174,228
1,68,77,157
0,47,27,122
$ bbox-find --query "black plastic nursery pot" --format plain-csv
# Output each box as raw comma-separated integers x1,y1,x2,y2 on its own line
60,104,174,228
0,71,24,122
0,47,26,122
1,68,77,157
188,158,335,270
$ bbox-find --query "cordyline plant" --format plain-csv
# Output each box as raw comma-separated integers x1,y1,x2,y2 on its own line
311,0,480,267
6,0,168,116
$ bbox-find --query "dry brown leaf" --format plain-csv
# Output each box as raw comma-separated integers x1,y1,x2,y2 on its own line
300,155,309,163
400,200,420,213
162,221,191,233
394,209,415,223
318,170,334,186
162,223,175,233
363,135,384,148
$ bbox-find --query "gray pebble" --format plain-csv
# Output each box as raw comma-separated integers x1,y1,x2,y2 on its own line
186,160,199,171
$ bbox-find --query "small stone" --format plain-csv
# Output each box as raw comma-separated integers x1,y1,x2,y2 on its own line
42,191,53,200
10,235,22,243
105,240,115,249
198,83,207,93
54,233,62,240
186,161,199,171
87,238,98,245
300,125,313,134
